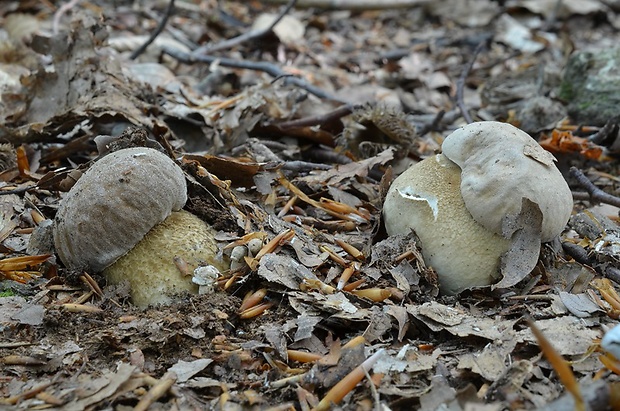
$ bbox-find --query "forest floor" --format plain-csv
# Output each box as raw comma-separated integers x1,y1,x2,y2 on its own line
1,0,620,410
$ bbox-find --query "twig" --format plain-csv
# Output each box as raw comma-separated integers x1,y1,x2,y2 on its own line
193,0,297,55
507,294,554,301
280,160,333,172
571,191,591,202
302,146,352,164
162,46,347,102
134,372,177,411
278,104,354,129
588,119,618,145
261,0,430,10
362,365,381,411
455,41,487,124
561,242,591,266
0,342,34,348
569,167,620,208
605,266,620,285
0,184,37,195
130,0,176,60
417,109,445,136
313,349,384,411
53,0,81,34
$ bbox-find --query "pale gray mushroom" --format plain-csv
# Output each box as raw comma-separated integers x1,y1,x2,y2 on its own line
53,147,225,306
383,121,573,294
54,147,187,272
441,121,573,242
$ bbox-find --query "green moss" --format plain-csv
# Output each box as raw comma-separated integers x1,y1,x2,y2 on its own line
560,48,620,125
557,81,574,101
0,290,16,297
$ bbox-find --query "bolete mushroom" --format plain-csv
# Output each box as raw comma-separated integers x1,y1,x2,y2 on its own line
383,121,573,294
53,147,225,307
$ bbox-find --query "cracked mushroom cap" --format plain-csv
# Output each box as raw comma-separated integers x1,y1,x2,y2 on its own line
53,147,187,272
442,121,573,242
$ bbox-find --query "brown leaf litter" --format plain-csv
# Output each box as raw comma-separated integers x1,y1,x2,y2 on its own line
1,1,620,410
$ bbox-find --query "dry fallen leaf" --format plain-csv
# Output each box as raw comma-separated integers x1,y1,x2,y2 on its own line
495,198,543,289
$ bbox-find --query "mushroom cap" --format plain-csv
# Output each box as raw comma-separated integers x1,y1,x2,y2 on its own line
53,147,187,272
104,210,224,307
383,154,511,294
442,121,573,242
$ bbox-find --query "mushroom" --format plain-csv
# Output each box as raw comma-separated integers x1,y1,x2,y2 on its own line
383,121,573,294
53,147,225,307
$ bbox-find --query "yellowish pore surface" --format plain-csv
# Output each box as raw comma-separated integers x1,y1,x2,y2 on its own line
104,210,225,307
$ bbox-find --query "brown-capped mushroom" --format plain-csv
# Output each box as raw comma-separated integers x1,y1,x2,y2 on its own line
383,121,573,294
53,147,225,306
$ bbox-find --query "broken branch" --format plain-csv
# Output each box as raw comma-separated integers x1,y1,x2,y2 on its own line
570,167,620,208
161,46,347,102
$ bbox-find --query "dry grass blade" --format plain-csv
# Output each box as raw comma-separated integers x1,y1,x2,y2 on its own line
528,318,585,411
223,232,267,251
287,350,322,363
80,272,104,298
342,336,366,349
1,270,41,283
351,288,392,302
239,301,275,319
61,303,103,313
312,349,384,411
300,279,336,294
239,288,268,313
592,278,620,312
246,229,294,270
342,279,365,291
0,254,51,271
134,371,177,411
279,177,367,222
599,353,620,375
319,245,348,267
337,264,356,290
0,381,53,405
334,239,365,261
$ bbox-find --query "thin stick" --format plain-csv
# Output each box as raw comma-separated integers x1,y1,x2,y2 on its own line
561,242,591,266
455,41,486,124
417,109,445,136
134,372,177,411
261,0,430,9
193,0,297,55
278,104,354,129
362,365,381,411
0,184,37,195
280,160,332,172
130,0,176,60
605,266,620,285
570,167,620,208
313,349,384,411
53,0,81,34
162,46,346,102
